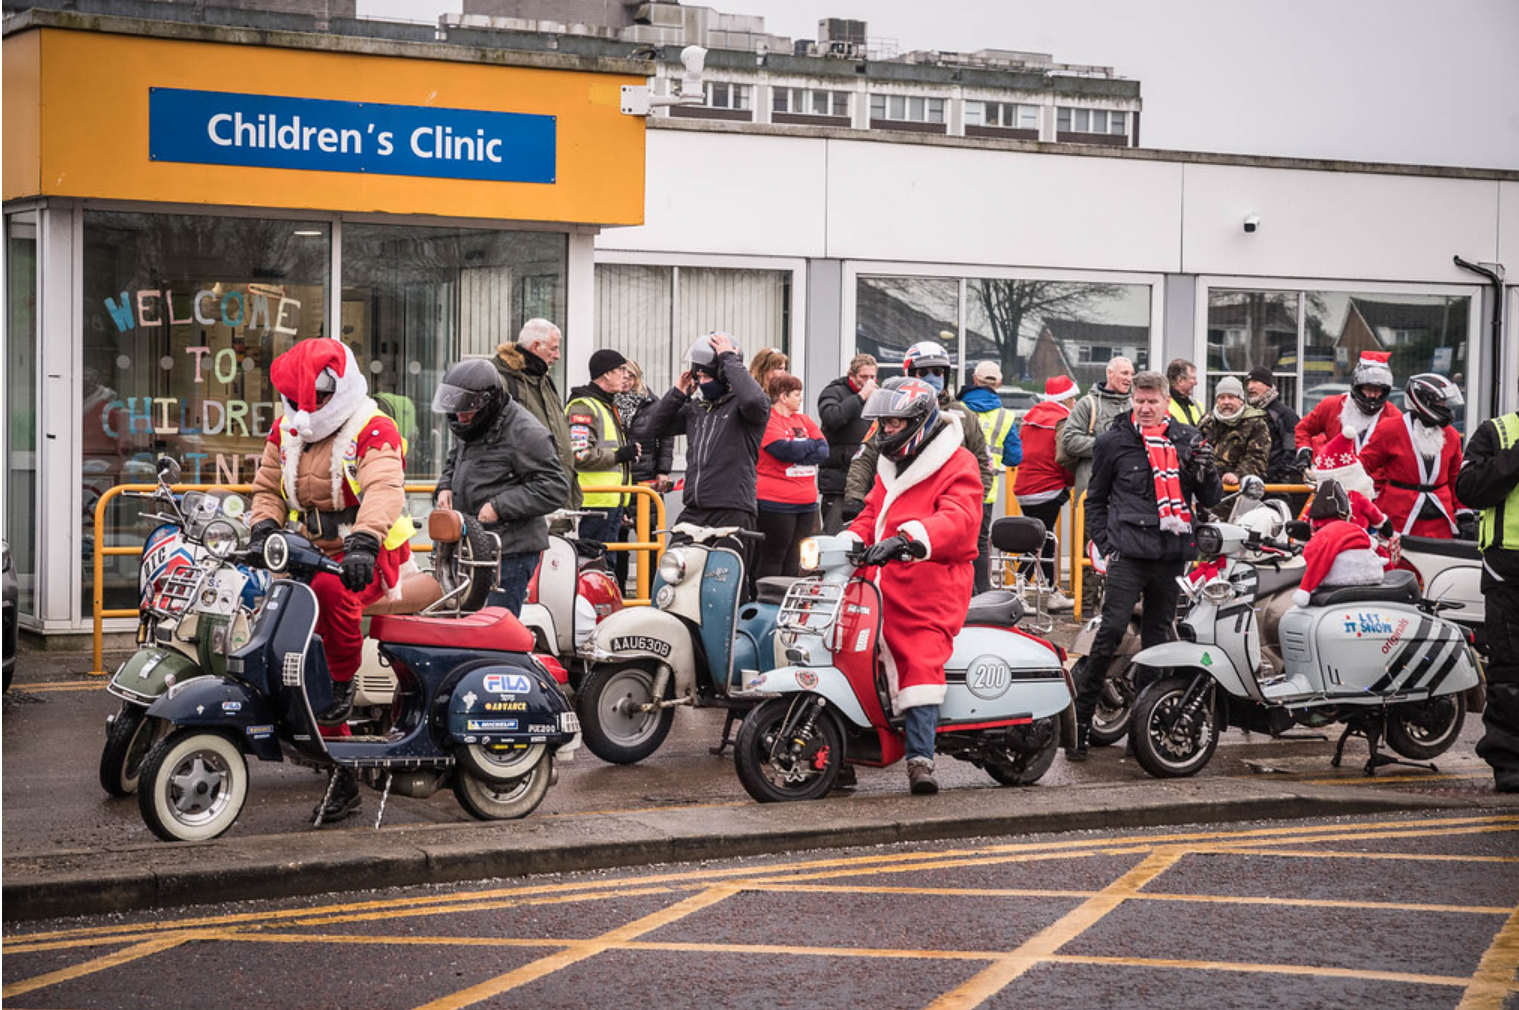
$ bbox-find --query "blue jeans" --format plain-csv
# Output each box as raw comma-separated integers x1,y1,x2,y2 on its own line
487,551,539,616
578,507,624,547
904,705,938,763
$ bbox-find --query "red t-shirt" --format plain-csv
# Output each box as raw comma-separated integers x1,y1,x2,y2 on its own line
757,410,825,506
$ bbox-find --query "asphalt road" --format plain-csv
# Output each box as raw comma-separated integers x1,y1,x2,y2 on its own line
5,810,1518,1010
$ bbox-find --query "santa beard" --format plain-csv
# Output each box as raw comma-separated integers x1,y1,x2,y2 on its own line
1409,418,1448,462
1338,394,1383,441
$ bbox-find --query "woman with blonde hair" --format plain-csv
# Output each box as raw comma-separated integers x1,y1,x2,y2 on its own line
749,347,789,391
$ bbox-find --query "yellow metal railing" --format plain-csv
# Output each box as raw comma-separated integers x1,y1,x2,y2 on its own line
89,482,665,677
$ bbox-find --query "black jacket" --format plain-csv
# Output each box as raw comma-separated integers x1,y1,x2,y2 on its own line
816,375,872,495
436,400,571,556
1455,417,1519,587
1085,415,1223,563
615,388,675,484
1259,394,1302,482
632,350,770,513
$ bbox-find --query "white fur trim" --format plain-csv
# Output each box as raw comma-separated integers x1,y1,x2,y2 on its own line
898,519,931,561
874,413,964,545
1312,462,1375,501
895,683,948,711
1292,589,1311,607
279,396,379,514
1321,548,1384,589
1409,415,1449,460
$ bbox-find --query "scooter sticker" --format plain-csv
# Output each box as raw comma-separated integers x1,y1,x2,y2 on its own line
797,671,819,689
1201,652,1213,667
1343,612,1394,637
483,673,532,695
966,655,1014,700
466,719,519,731
221,701,242,712
462,691,478,711
610,636,672,658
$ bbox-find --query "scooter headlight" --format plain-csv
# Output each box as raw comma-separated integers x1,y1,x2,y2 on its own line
202,519,239,559
1195,524,1224,557
657,549,688,586
798,537,821,572
263,532,290,573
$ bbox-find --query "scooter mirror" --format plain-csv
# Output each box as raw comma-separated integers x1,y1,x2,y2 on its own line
157,456,182,484
1240,475,1265,499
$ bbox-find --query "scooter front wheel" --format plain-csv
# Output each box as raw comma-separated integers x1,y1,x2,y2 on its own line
452,754,553,821
1131,675,1219,779
734,696,843,803
137,729,248,842
100,702,157,798
578,664,674,764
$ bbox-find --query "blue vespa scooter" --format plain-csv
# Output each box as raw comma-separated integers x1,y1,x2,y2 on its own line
134,528,579,841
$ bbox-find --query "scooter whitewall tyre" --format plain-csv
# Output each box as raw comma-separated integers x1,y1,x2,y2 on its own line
1386,694,1466,760
1131,675,1219,779
100,703,157,798
137,730,248,842
456,741,546,783
452,754,553,820
734,696,843,803
577,664,674,764
984,717,1060,785
1083,658,1132,747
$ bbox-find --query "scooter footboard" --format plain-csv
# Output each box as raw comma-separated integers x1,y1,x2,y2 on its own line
739,667,873,730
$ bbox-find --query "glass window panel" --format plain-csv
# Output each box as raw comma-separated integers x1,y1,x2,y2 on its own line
811,91,828,115
1074,109,1090,132
1206,290,1301,410
1092,111,1108,133
831,91,850,117
928,98,945,123
1019,105,1039,130
81,210,330,615
965,277,1152,400
596,264,673,396
1058,107,1072,131
908,96,925,121
870,93,886,119
678,268,790,368
889,95,906,119
772,88,788,113
964,101,985,127
1111,111,1127,134
856,276,960,373
6,212,38,617
735,85,751,111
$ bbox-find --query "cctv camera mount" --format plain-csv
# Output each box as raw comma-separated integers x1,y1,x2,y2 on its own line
621,45,708,116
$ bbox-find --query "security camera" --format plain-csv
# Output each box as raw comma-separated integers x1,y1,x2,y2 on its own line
1243,215,1262,234
680,45,707,76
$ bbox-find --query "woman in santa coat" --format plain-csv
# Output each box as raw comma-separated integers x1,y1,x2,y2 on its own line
1360,373,1472,539
842,376,984,796
1294,350,1402,465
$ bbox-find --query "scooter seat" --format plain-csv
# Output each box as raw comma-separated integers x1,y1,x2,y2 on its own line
1308,569,1420,608
965,590,1024,627
369,606,535,652
755,576,803,606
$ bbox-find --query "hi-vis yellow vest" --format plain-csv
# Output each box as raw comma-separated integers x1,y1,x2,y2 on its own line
976,406,1016,504
567,396,628,507
280,410,415,551
1480,412,1519,552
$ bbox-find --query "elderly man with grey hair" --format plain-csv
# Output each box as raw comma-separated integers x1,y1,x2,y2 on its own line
494,318,579,508
1058,355,1135,501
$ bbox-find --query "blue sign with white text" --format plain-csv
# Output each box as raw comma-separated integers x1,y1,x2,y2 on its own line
149,88,556,184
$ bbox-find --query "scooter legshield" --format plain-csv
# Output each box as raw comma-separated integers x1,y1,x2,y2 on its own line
449,658,578,748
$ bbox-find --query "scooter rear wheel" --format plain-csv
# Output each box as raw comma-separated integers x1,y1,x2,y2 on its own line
100,702,157,798
578,663,674,764
137,729,248,842
984,717,1060,785
734,696,843,803
452,754,553,820
1386,694,1466,760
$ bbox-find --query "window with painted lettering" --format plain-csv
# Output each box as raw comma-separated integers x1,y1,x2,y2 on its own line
81,210,330,614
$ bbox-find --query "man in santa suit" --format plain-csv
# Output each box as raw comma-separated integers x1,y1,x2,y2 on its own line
843,376,984,795
1294,350,1402,467
246,339,413,822
1360,373,1474,540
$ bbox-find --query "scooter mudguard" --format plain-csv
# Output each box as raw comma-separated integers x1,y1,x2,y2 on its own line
1130,640,1254,701
449,659,578,748
588,607,698,700
144,675,282,761
742,666,873,730
106,647,198,707
517,602,557,655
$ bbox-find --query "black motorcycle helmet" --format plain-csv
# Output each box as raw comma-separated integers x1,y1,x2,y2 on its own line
864,376,941,461
1308,479,1353,523
432,358,505,440
1404,372,1462,429
1349,352,1394,415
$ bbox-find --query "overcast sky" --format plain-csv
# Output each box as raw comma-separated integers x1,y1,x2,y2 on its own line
358,0,1519,170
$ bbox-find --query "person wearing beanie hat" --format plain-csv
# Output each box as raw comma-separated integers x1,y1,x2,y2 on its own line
1200,375,1271,487
1245,367,1303,484
566,350,640,549
1294,351,1401,469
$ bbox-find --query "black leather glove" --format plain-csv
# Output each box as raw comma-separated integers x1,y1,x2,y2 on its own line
244,519,281,567
339,532,381,592
614,443,639,463
1377,517,1395,538
860,533,925,568
841,499,865,522
1457,512,1479,541
1190,442,1216,480
1294,446,1314,471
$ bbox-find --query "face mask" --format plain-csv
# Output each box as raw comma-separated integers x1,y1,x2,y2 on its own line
916,372,945,394
699,379,727,400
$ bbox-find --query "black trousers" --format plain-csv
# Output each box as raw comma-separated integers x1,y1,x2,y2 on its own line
674,506,758,593
820,493,846,535
755,508,821,583
1017,493,1068,586
974,503,995,594
1075,554,1183,730
1477,581,1519,779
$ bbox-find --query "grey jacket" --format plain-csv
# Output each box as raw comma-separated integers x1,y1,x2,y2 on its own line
845,398,994,503
436,401,571,556
1059,382,1133,500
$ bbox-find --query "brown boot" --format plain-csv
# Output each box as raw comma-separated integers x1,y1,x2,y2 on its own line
907,758,938,795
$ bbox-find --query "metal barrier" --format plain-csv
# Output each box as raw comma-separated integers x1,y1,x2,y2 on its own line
88,481,666,677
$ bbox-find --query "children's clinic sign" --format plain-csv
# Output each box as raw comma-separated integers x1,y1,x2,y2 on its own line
149,88,556,184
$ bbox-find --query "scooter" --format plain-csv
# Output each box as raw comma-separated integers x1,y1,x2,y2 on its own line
1126,510,1483,779
133,527,578,842
731,519,1076,802
101,458,270,797
575,522,779,764
1396,534,1485,650
517,511,625,684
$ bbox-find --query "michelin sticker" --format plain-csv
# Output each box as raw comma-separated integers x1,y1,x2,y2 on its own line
467,719,520,732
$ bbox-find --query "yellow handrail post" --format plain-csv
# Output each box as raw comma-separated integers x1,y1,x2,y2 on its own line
1072,492,1085,622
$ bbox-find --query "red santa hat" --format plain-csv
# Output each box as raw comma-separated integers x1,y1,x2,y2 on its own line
1310,424,1375,500
1293,519,1377,606
1352,350,1394,389
1043,375,1080,402
270,339,370,442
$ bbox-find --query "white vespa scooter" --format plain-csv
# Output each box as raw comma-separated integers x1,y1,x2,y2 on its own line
731,521,1076,802
1126,509,1483,778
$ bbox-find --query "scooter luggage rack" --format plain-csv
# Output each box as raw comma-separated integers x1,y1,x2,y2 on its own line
420,528,503,618
149,565,205,621
777,578,845,635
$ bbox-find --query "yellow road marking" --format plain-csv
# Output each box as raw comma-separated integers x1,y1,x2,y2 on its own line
1298,771,1494,786
9,680,108,694
922,849,1184,1010
1,933,191,998
1455,904,1519,1009
1193,846,1519,863
278,885,679,931
1049,953,1472,988
410,883,743,1010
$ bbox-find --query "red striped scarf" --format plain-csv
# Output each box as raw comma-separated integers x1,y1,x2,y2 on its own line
1139,418,1192,534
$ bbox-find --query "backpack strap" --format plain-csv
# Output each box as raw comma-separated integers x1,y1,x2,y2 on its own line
503,371,521,403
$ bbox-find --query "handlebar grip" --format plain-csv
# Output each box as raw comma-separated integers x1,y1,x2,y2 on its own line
735,529,767,541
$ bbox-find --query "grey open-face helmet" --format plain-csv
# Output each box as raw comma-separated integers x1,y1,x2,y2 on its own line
686,332,739,378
